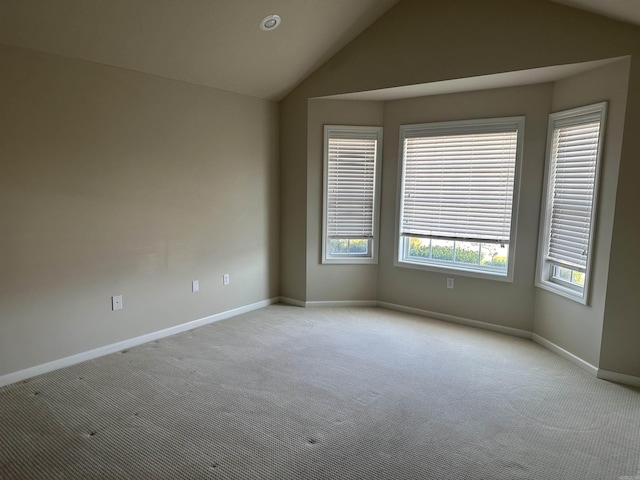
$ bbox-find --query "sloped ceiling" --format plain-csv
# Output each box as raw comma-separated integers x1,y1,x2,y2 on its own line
551,0,640,25
0,0,638,101
0,0,400,100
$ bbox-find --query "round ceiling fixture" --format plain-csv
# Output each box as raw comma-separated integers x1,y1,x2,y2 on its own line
260,14,281,31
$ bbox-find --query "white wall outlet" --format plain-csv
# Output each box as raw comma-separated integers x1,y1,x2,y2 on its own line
192,280,199,293
112,295,123,311
223,274,230,286
447,278,454,289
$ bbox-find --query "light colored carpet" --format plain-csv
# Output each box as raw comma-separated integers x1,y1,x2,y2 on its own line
1,305,639,479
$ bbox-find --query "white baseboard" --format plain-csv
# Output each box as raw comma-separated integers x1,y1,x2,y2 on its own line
278,296,306,307
377,303,639,388
0,297,280,388
11,296,635,390
531,333,598,376
278,297,377,308
377,301,532,339
597,369,640,388
305,300,378,308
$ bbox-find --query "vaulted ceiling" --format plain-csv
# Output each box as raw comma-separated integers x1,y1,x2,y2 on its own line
0,0,400,100
551,0,640,25
0,0,638,101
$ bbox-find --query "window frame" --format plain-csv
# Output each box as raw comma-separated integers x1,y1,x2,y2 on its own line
322,125,383,264
394,116,526,282
535,102,607,305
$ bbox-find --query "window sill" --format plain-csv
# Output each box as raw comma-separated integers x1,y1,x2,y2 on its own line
535,279,587,305
322,257,378,265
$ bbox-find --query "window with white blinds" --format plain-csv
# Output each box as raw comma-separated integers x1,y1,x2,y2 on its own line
397,117,524,279
537,102,606,304
322,126,382,263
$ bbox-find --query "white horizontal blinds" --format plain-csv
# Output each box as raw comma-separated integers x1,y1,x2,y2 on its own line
326,132,378,239
547,113,602,269
401,125,519,243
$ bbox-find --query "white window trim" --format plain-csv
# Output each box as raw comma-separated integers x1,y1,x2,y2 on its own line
394,116,526,282
535,102,607,305
322,125,383,264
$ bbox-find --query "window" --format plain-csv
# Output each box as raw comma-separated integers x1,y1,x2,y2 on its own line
396,117,524,280
322,125,383,264
536,102,606,304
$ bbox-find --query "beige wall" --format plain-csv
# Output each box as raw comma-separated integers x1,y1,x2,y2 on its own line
600,61,640,376
306,99,383,302
533,59,630,368
0,44,279,376
377,85,552,330
281,0,640,377
279,94,307,301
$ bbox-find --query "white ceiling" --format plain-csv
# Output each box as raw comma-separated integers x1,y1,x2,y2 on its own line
0,0,638,101
0,0,400,100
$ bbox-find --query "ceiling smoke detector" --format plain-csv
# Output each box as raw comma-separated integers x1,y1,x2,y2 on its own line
260,14,281,31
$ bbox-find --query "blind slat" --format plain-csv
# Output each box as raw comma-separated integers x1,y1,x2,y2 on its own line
401,124,519,243
326,132,379,238
546,119,601,268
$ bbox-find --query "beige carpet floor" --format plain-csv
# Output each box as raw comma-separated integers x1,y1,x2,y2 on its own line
1,305,639,479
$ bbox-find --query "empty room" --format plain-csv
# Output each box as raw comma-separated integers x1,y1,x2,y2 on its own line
1,0,639,478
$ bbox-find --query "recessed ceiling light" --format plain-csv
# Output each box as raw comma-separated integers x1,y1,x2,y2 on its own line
260,14,281,31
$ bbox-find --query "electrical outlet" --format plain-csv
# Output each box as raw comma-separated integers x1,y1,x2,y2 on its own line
447,278,454,289
223,274,230,286
192,280,199,293
112,295,123,311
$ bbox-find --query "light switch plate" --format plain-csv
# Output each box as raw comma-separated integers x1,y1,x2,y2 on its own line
192,280,199,292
